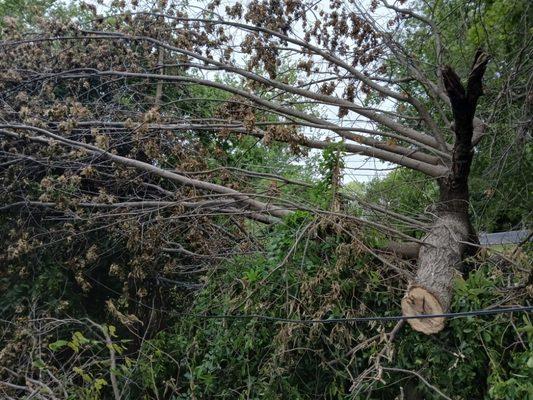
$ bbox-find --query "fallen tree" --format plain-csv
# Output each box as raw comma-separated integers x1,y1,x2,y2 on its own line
0,0,493,334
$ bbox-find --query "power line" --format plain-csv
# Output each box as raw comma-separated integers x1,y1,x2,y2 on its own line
173,305,533,325
84,275,532,326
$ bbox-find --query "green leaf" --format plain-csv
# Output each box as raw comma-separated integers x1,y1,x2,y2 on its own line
72,331,90,344
49,340,68,351
33,359,46,369
108,325,117,337
93,378,108,390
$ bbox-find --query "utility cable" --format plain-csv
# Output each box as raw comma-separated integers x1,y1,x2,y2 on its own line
173,305,533,324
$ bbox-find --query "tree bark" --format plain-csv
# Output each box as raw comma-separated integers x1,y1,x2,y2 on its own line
384,241,421,259
402,50,489,334
402,210,473,333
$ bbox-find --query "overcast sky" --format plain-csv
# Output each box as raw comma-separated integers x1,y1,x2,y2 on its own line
81,0,398,183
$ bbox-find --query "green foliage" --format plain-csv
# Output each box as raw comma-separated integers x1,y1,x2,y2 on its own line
0,1,530,399
0,255,80,317
469,133,532,231
365,168,438,217
363,168,437,239
391,0,532,232
392,263,531,399
125,221,531,399
307,142,346,209
0,0,54,28
318,142,346,189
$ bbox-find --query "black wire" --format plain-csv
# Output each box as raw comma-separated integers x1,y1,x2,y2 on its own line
176,305,533,325
84,275,532,326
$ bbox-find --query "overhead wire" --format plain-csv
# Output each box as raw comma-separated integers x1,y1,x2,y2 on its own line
83,273,532,326
169,305,533,325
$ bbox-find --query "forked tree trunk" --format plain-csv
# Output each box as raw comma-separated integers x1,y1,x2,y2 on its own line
402,50,489,334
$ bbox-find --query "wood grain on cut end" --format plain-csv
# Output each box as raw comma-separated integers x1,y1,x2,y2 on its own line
401,286,445,334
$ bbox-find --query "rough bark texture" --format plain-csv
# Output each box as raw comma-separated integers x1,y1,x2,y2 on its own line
384,241,421,259
403,50,489,334
402,213,470,333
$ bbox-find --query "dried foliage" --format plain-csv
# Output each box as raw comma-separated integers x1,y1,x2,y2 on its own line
0,0,531,398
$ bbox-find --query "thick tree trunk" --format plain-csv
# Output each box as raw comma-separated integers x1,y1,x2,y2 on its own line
402,207,473,334
403,180,478,334
402,50,489,334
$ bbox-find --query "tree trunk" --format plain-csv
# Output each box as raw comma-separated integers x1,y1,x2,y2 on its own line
401,203,473,334
402,50,489,334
